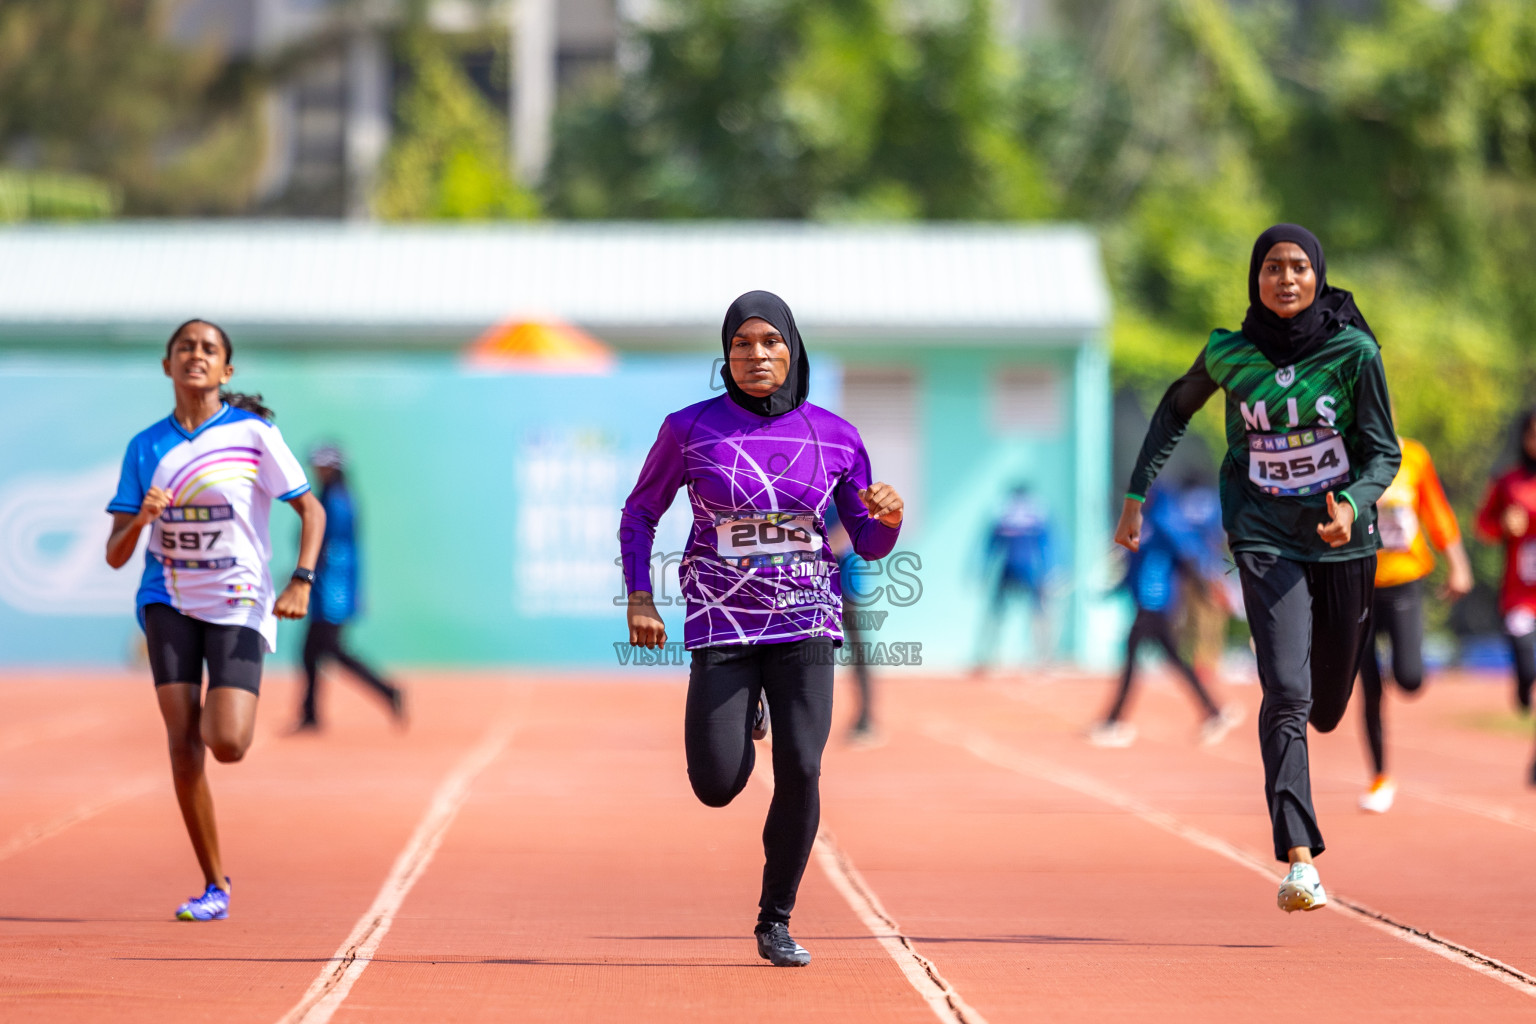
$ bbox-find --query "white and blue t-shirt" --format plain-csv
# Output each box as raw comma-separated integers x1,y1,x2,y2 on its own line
107,404,311,652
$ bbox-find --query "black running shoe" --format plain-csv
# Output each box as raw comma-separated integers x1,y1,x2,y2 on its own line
752,698,770,742
755,922,811,967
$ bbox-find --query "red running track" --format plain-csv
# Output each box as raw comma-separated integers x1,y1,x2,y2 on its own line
2,666,1536,1022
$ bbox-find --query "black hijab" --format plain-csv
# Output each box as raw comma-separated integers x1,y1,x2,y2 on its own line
720,290,810,417
1518,408,1536,474
1241,223,1376,367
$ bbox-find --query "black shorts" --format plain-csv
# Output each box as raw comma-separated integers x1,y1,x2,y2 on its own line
143,603,264,695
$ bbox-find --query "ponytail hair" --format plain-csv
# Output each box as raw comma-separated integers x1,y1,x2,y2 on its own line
223,390,275,421
166,318,276,421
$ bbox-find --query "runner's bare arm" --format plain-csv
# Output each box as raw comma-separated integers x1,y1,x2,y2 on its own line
627,591,667,648
1442,539,1474,600
105,487,172,569
274,490,325,619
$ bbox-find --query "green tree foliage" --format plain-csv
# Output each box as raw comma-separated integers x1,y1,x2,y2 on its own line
0,169,119,221
375,31,539,220
546,0,1536,608
0,0,265,214
545,0,1054,220
1057,0,1536,610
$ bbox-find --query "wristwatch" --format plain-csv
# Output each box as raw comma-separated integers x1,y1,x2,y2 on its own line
291,568,316,586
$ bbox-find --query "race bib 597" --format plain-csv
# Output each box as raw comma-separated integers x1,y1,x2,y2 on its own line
152,504,237,570
714,512,823,569
1248,427,1351,497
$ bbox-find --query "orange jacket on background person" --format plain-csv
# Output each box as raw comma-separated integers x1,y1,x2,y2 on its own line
1375,437,1461,588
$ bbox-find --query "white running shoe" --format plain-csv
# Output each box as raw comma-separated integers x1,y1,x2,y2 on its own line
1087,721,1137,748
1359,776,1396,814
1276,861,1328,913
1199,705,1244,746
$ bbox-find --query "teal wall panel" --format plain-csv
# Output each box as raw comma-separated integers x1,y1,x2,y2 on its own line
0,341,1114,671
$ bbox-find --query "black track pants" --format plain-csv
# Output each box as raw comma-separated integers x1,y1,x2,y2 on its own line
1510,631,1536,710
300,620,398,724
1105,607,1220,723
1358,579,1426,776
685,639,834,926
1237,551,1375,861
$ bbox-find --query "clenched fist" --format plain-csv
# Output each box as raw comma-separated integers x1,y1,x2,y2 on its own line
138,486,172,526
858,482,904,527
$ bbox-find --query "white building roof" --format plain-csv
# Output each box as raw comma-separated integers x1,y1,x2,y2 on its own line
0,222,1109,346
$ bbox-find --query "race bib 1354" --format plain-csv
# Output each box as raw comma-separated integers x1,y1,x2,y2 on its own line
1248,427,1352,497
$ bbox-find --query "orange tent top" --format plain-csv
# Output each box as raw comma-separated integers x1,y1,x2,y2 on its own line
463,319,615,373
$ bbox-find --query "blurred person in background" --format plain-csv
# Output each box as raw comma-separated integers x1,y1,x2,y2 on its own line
1089,483,1239,748
972,483,1055,674
106,320,324,922
1357,431,1471,813
1171,471,1233,688
826,504,879,747
1476,408,1536,783
292,443,405,732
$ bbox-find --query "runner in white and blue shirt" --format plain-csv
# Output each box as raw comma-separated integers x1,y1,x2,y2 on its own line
106,319,326,923
109,400,313,653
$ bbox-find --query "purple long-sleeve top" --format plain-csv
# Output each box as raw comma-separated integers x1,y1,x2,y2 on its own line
620,395,901,649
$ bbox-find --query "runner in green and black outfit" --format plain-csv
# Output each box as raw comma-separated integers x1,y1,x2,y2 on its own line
1116,224,1400,914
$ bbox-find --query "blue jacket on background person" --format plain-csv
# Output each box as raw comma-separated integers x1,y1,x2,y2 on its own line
988,487,1053,591
1124,488,1215,614
314,479,360,625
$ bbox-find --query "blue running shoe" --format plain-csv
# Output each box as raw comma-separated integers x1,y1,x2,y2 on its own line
176,878,230,921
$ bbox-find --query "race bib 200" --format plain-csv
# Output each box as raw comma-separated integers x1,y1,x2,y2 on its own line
1248,427,1351,497
714,512,823,569
152,504,237,570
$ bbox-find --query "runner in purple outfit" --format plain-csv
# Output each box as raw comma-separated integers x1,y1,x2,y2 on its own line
621,291,904,967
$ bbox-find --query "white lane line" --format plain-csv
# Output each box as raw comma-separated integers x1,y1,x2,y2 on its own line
995,676,1536,842
275,723,514,1024
0,775,158,864
1412,790,1536,834
928,723,1536,999
814,829,991,1024
752,742,988,1024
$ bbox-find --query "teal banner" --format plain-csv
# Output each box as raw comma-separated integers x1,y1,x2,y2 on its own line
0,353,843,667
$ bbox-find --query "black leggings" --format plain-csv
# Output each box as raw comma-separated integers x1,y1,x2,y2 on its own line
685,639,834,926
143,602,264,694
1510,631,1536,710
1237,551,1375,862
301,620,398,724
1358,579,1425,776
1105,607,1220,723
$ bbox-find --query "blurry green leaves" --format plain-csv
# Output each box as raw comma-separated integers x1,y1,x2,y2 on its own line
0,169,119,221
0,0,264,214
545,0,1055,220
375,32,538,220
